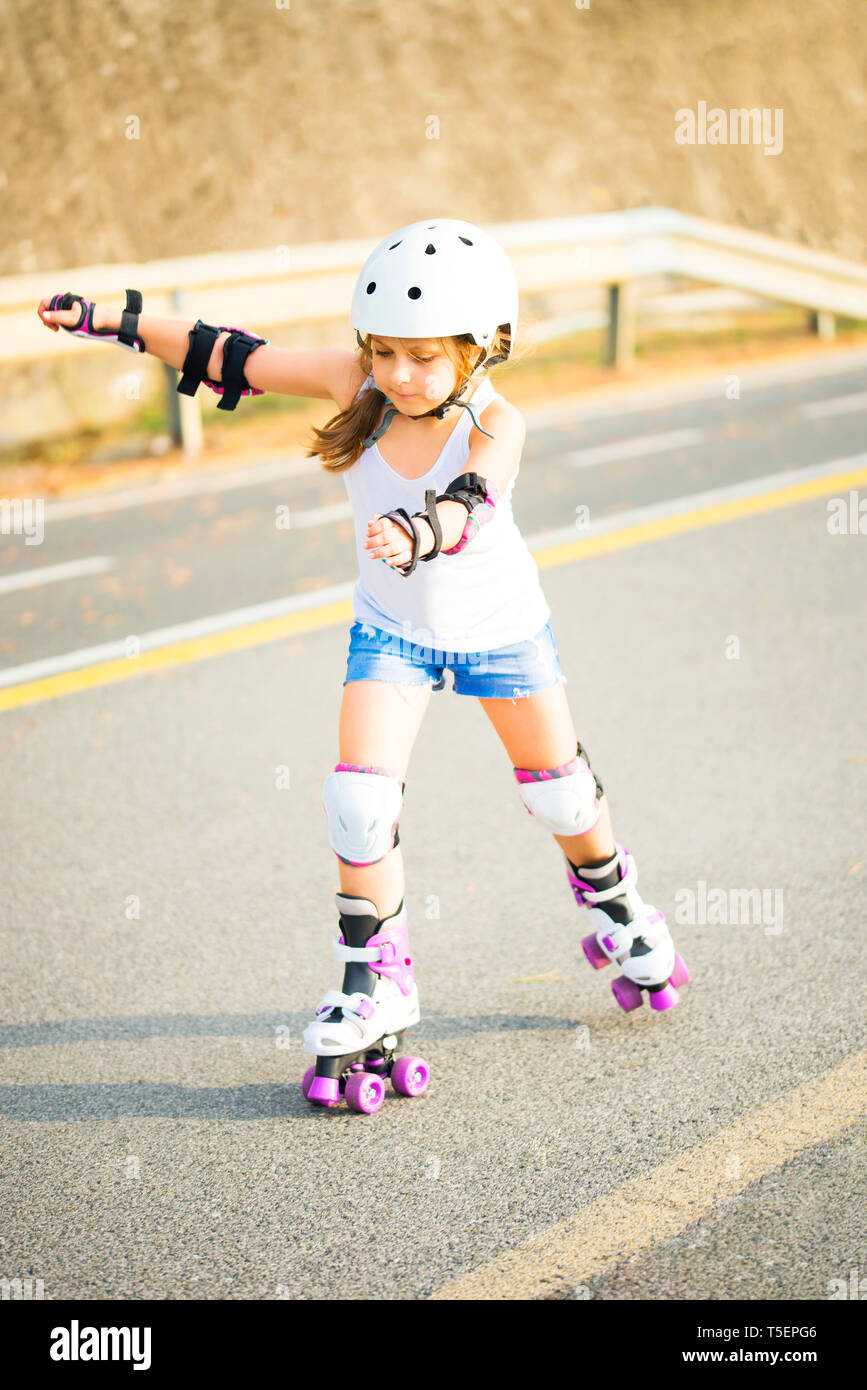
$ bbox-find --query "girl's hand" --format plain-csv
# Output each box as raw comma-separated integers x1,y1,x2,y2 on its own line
364,514,431,569
37,296,81,333
37,297,121,334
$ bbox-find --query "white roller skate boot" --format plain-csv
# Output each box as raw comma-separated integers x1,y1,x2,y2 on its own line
566,842,690,1012
301,893,428,1113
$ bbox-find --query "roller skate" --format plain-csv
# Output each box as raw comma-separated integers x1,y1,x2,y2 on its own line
566,842,690,1012
301,892,429,1113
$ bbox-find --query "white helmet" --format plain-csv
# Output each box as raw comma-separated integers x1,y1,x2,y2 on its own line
350,218,518,361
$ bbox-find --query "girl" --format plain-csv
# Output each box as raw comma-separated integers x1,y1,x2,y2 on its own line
38,217,689,1115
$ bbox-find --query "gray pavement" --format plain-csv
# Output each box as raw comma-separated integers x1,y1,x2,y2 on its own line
1,350,866,1300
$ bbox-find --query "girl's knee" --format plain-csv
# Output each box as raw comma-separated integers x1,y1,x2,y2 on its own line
339,679,430,777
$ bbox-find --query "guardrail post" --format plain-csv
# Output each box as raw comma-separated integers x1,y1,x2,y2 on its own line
163,360,182,448
606,282,635,368
167,288,203,458
808,309,836,342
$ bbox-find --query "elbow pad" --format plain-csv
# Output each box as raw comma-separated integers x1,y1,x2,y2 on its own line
178,321,268,410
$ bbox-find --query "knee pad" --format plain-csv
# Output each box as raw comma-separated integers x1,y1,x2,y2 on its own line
514,741,603,836
322,762,405,867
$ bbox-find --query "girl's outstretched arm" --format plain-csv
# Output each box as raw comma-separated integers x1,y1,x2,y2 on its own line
37,296,364,406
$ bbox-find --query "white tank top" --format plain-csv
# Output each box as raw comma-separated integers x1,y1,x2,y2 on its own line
340,373,550,653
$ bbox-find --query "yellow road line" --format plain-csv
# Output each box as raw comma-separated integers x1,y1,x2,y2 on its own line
0,602,349,713
2,465,864,714
534,464,867,567
429,1050,867,1300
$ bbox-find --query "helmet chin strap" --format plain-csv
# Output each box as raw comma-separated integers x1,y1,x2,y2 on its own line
357,332,494,449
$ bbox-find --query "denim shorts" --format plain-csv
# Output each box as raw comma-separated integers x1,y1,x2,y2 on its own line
344,619,566,699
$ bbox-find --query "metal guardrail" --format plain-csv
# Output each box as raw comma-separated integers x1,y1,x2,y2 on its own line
2,207,865,455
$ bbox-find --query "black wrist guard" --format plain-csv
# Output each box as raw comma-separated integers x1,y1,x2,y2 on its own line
381,474,492,578
49,288,145,353
118,289,144,350
380,488,440,577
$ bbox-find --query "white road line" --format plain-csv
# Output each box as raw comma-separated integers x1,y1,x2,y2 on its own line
283,501,353,529
1,503,352,613
565,428,704,468
29,346,867,523
0,582,355,688
525,453,867,548
0,556,114,595
525,345,867,426
3,453,864,691
43,454,317,521
800,392,867,419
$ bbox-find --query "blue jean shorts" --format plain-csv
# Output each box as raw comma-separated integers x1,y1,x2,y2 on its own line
344,619,566,699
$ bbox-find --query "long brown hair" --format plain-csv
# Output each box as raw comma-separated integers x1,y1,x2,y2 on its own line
308,327,513,474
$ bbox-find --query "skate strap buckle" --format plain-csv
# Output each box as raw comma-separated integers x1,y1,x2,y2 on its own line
313,989,376,1025
600,925,632,959
638,907,668,942
340,993,376,1024
579,849,638,907
314,988,349,1018
332,936,382,964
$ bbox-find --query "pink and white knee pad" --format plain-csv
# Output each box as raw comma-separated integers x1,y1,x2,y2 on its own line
513,740,603,836
321,761,406,867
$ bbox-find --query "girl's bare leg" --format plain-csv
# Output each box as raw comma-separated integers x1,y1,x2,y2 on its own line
552,795,616,868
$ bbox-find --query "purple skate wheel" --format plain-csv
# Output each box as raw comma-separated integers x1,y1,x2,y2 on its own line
345,1071,386,1114
391,1056,430,1097
611,975,643,1012
302,1066,316,1100
669,952,690,989
649,982,680,1012
582,932,610,970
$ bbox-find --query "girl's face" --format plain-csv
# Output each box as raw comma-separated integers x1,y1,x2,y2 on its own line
369,336,458,414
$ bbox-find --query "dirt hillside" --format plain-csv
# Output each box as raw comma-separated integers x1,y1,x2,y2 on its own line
2,0,866,275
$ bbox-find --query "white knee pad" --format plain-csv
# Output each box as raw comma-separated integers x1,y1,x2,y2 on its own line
322,766,405,867
516,755,601,836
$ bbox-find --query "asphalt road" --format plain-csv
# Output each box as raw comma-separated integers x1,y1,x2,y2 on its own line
1,347,865,1301
3,346,867,675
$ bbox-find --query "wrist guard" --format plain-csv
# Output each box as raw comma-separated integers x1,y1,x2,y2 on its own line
379,488,442,578
438,472,500,556
48,289,144,353
177,321,268,410
380,472,499,578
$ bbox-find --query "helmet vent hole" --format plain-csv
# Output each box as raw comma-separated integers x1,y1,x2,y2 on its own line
389,241,402,250
459,236,474,246
366,281,376,295
424,244,436,254
407,286,422,300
